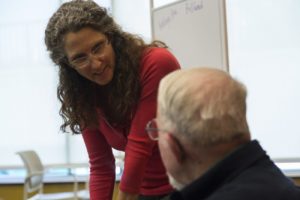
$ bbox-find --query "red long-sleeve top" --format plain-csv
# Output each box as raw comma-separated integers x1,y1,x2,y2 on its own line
82,47,180,200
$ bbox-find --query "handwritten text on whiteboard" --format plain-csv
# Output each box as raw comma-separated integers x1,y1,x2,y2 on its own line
157,0,203,31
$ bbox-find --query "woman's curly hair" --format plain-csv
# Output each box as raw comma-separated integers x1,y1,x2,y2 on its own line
45,0,166,134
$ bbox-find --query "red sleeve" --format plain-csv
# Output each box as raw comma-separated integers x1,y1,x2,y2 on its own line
119,48,180,193
82,128,115,200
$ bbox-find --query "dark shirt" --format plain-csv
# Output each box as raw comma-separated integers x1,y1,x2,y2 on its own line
164,140,300,200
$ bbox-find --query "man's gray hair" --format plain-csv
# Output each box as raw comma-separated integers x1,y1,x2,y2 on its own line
157,67,250,147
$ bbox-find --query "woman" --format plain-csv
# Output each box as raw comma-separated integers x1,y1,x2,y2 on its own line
45,0,180,200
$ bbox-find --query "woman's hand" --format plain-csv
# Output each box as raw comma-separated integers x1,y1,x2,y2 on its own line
117,190,138,200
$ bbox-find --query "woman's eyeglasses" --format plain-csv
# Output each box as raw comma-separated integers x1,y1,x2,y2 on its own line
69,38,109,70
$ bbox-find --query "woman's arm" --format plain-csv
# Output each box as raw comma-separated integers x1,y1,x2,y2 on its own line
118,48,180,197
117,190,139,200
82,128,116,200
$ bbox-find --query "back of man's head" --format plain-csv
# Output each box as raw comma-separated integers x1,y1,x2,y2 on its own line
157,67,251,188
158,67,250,147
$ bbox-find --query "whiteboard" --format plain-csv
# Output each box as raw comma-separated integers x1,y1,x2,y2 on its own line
152,0,228,71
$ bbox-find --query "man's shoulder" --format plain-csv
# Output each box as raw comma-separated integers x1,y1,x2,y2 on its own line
161,192,183,200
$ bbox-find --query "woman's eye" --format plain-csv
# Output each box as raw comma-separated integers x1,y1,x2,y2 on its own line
73,56,87,64
93,41,105,54
94,45,101,53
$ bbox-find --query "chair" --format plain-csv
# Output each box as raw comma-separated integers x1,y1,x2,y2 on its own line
17,150,90,200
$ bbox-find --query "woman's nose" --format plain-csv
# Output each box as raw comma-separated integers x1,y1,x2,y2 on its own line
89,54,102,69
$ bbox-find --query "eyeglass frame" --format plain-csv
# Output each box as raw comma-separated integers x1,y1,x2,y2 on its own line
146,118,187,160
67,37,110,70
145,118,170,141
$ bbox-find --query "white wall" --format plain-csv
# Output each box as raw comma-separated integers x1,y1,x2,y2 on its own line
112,0,152,42
0,0,66,165
226,0,300,161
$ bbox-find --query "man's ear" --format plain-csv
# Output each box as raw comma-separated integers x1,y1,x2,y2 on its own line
165,133,185,163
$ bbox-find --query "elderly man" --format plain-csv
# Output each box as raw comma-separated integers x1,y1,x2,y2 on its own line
146,68,300,200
